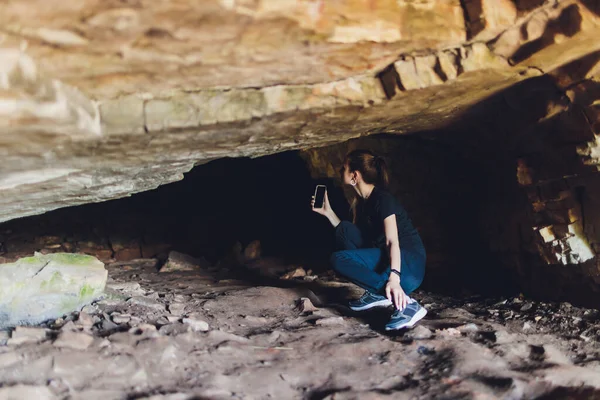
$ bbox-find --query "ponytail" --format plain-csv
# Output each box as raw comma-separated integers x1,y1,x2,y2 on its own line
350,197,358,224
343,150,390,222
373,156,389,189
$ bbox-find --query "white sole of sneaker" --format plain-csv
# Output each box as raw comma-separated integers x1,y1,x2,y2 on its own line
385,307,428,331
349,299,393,312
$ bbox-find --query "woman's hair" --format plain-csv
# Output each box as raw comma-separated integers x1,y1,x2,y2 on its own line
341,149,390,222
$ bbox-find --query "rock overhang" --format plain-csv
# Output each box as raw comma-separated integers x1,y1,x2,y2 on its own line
1,0,600,223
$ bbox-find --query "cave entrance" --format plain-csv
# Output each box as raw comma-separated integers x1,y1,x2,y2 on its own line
0,151,336,268
0,135,519,297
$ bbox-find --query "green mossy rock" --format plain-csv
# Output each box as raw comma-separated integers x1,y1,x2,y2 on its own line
0,252,107,327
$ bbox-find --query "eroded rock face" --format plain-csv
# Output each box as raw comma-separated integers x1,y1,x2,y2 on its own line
1,0,600,225
301,49,600,300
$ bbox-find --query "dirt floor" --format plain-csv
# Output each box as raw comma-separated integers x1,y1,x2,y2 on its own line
2,257,600,400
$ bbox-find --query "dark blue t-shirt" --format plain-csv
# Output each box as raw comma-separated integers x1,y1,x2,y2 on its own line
356,186,425,255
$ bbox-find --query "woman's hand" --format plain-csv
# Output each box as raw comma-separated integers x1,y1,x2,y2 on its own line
311,190,341,228
385,273,408,311
311,190,332,217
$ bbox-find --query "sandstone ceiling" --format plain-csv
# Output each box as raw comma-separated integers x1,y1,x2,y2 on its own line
2,0,600,222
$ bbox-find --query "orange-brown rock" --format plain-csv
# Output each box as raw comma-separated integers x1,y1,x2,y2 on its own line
1,0,600,226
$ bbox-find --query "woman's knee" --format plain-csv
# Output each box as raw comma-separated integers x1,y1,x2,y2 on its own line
330,251,348,272
401,275,423,295
335,221,362,250
330,251,342,268
399,253,425,294
401,265,425,294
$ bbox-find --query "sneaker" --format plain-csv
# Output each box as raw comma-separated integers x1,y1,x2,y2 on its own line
348,291,392,311
385,301,427,330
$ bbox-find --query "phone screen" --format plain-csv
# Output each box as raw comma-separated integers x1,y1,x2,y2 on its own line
314,185,326,208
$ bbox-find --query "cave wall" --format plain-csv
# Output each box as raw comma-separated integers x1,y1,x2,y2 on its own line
300,54,600,303
301,135,518,295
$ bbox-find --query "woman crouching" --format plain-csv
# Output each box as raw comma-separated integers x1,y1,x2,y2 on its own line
311,149,427,330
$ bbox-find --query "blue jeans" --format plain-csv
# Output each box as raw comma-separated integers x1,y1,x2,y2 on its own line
330,221,425,295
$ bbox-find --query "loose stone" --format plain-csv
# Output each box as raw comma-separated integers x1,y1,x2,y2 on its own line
315,317,345,326
183,318,210,332
53,331,94,350
159,323,191,336
111,313,132,324
127,296,166,311
407,325,434,340
77,311,94,328
168,303,186,316
297,297,318,313
159,251,210,273
281,267,307,279
7,326,47,346
457,323,479,333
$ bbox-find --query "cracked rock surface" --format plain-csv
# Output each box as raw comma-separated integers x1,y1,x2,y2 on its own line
1,1,600,222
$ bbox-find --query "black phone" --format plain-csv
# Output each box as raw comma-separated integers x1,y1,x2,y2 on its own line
313,185,326,209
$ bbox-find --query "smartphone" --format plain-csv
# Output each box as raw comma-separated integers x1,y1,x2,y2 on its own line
313,185,326,209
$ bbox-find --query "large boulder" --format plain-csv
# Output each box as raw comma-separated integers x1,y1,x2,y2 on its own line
0,253,107,328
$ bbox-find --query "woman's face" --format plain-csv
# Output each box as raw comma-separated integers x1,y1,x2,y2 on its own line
341,163,354,186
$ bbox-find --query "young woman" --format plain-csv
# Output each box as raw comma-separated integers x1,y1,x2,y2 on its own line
311,149,427,330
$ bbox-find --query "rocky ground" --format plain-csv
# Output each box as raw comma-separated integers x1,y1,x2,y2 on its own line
1,254,600,400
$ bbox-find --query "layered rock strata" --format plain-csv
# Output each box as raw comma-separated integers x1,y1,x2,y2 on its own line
1,0,600,223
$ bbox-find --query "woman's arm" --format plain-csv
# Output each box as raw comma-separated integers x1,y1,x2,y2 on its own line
312,190,341,228
384,215,401,272
383,215,408,310
325,207,341,228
